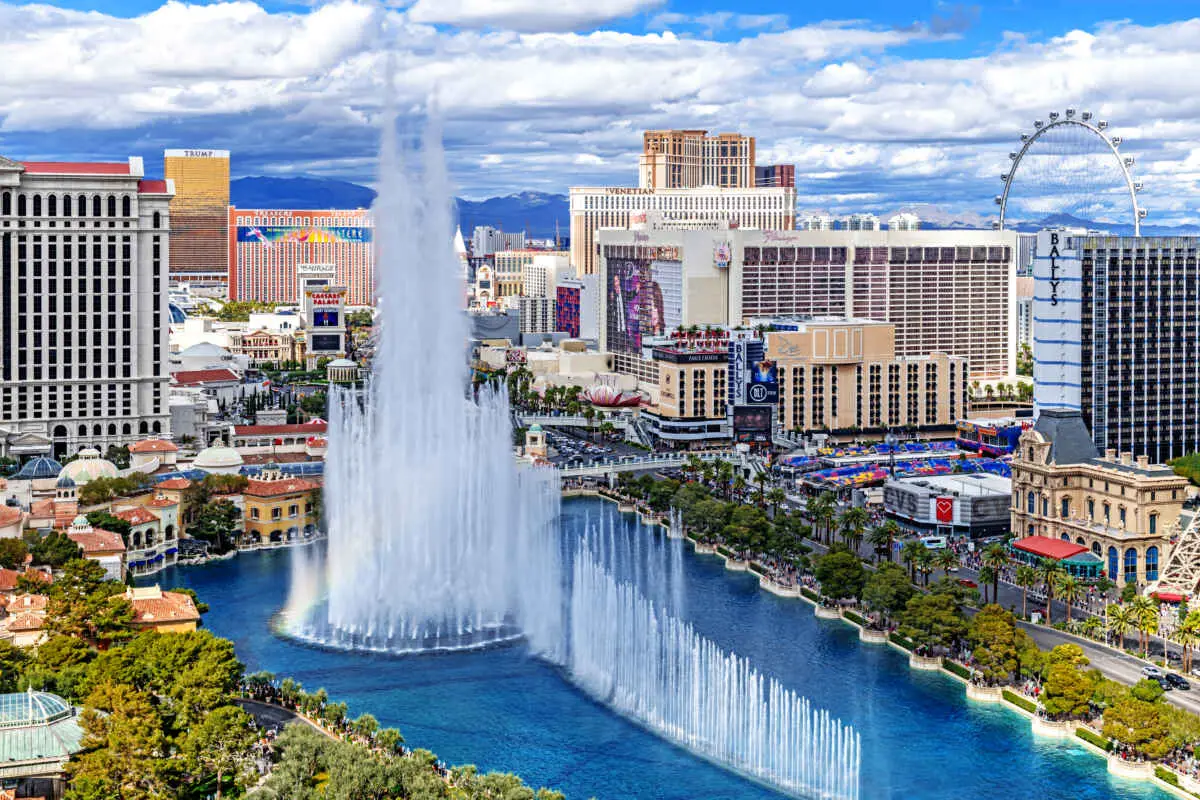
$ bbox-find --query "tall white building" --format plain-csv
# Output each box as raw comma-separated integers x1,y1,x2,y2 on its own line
471,226,525,257
799,214,834,231
887,213,920,231
568,186,795,276
521,254,572,298
840,213,880,231
0,155,174,459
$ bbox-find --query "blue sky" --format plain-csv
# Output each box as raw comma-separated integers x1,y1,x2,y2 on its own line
2,0,1199,226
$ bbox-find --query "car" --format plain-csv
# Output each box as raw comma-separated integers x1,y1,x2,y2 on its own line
1156,677,1174,691
1165,673,1192,690
956,578,978,589
1142,666,1164,679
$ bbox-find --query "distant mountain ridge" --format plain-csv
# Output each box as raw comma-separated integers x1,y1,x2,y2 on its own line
231,177,569,240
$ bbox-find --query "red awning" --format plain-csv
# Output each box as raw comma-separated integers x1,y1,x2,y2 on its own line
1010,535,1088,561
1155,592,1186,603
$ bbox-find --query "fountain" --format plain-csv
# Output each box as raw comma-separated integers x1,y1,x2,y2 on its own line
281,108,860,796
282,112,563,657
569,540,860,800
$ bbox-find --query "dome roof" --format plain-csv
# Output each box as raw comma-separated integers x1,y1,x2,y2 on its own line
194,444,244,470
529,423,543,433
179,342,230,358
13,456,62,481
60,449,119,485
55,474,76,489
0,690,73,726
71,514,90,528
327,358,356,368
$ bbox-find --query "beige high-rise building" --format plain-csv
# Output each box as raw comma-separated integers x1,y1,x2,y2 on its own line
163,149,230,283
766,320,968,434
640,130,755,189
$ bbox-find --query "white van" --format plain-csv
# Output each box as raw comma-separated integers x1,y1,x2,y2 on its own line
920,535,949,550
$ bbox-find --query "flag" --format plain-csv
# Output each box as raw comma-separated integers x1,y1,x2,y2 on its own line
935,496,954,523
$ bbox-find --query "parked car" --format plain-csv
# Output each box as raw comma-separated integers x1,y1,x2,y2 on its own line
1165,673,1192,690
1142,666,1165,679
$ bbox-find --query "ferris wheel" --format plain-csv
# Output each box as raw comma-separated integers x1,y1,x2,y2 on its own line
996,109,1146,236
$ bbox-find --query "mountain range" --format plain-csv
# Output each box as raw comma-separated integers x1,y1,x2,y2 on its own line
231,177,569,240
232,176,1198,239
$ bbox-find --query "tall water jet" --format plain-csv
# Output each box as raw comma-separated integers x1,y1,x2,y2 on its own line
284,108,562,656
569,542,860,800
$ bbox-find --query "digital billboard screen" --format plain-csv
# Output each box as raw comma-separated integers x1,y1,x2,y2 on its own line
732,405,772,444
310,333,343,352
313,310,339,328
747,360,779,405
605,256,682,354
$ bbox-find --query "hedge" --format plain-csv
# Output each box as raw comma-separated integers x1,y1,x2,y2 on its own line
717,546,735,559
1156,766,1179,785
1002,690,1037,713
748,562,767,577
889,633,915,651
842,610,866,627
942,659,971,680
1076,727,1113,753
800,587,820,602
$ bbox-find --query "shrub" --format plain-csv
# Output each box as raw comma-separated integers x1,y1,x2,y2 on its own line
800,587,820,602
1075,727,1113,752
717,546,735,559
1155,766,1179,785
748,562,767,577
942,659,971,680
889,633,915,651
1003,690,1037,713
842,610,866,627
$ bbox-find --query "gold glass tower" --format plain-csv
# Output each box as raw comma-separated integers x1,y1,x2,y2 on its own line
163,149,230,281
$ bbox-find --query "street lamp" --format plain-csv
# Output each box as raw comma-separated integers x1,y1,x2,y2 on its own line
885,431,898,479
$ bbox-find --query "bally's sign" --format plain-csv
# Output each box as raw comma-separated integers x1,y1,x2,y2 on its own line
1047,232,1062,306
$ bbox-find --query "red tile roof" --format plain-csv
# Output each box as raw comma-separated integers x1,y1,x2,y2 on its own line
115,507,159,526
129,439,178,454
0,506,20,527
172,368,240,386
128,589,200,626
138,179,169,193
0,568,51,593
7,612,45,633
244,477,319,498
21,161,131,175
1011,536,1087,561
148,495,178,508
7,594,48,613
28,499,53,519
156,478,192,490
233,421,327,437
68,529,127,555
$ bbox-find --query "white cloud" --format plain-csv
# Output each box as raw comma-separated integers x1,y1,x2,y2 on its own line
405,0,665,32
803,62,872,97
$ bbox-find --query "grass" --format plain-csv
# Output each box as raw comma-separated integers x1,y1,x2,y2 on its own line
942,659,971,680
889,633,915,651
842,610,866,627
1002,690,1037,714
800,587,820,602
1156,766,1179,785
1076,727,1113,752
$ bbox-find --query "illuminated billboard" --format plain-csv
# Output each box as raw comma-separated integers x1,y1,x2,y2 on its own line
310,333,343,352
313,310,339,328
237,226,372,244
747,360,779,405
605,255,682,353
732,405,772,443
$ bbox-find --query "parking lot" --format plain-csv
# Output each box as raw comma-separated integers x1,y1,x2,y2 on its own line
544,427,644,466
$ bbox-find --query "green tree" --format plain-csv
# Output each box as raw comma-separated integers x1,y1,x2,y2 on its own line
898,593,968,653
814,550,867,602
1103,695,1172,759
1056,573,1084,624
1014,564,1038,619
837,506,869,551
1042,661,1097,719
189,499,243,554
68,682,171,800
968,604,1020,686
29,531,83,568
861,562,915,627
45,559,133,645
900,540,924,583
806,493,836,545
183,705,259,799
867,520,900,563
1130,595,1160,657
1035,558,1066,624
981,544,1008,604
0,537,27,570
1107,603,1136,649
85,512,132,542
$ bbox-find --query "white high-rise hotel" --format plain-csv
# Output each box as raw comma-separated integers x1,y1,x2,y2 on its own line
0,156,173,459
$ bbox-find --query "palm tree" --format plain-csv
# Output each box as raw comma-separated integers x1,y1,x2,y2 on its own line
1035,558,1066,624
981,544,1009,608
1107,604,1136,650
1130,595,1159,657
716,460,735,500
807,493,836,545
901,540,924,583
838,506,870,552
754,472,769,505
932,547,959,577
978,565,996,604
1079,615,1103,641
732,475,747,500
683,455,703,481
765,487,787,518
1175,612,1200,672
915,548,935,587
867,520,899,564
1014,564,1037,619
1056,573,1083,624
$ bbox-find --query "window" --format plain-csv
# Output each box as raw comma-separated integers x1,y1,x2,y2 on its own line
1119,507,1126,527
288,504,299,517
1108,547,1119,582
1027,491,1035,514
250,508,260,520
1149,514,1157,535
271,508,281,521
1060,498,1069,518
1041,497,1048,517
1103,503,1110,522
1028,447,1034,461
1087,498,1095,520
1124,548,1138,584
1146,546,1159,582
